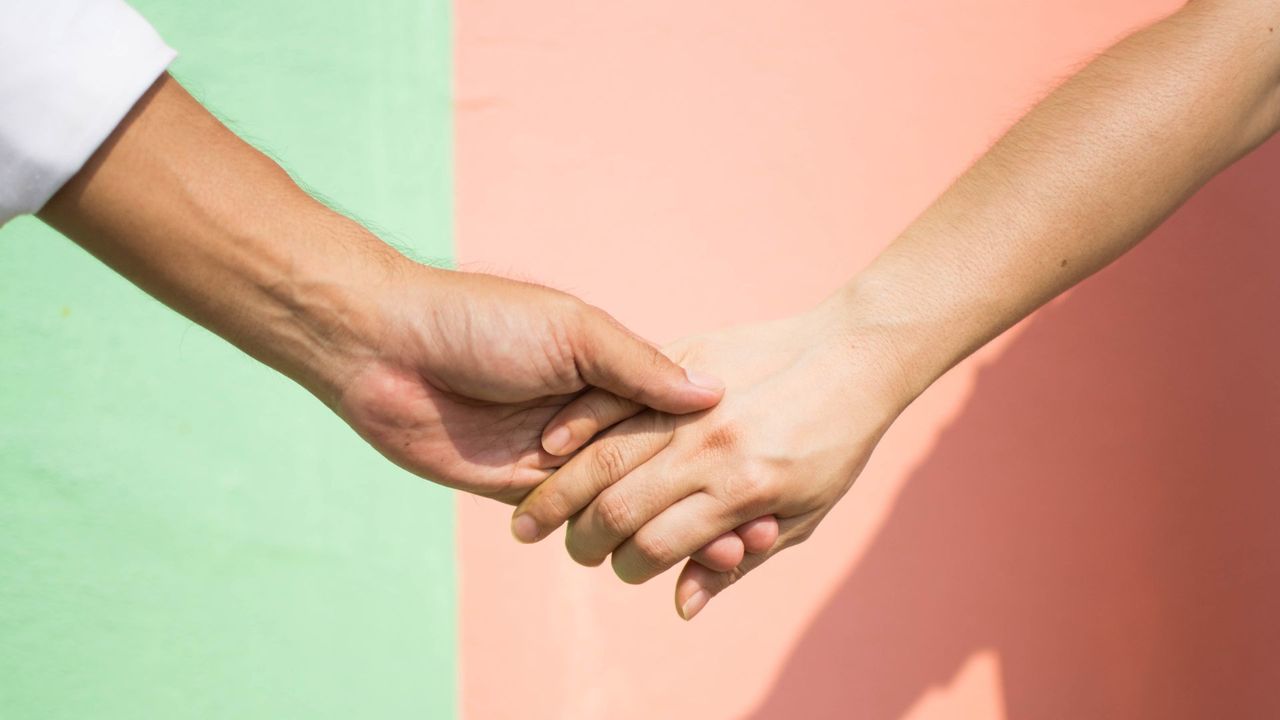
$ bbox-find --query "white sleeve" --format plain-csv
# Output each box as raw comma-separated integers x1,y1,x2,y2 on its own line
0,0,175,227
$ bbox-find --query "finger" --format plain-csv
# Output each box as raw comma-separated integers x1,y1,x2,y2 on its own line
736,516,780,554
608,491,764,585
687,517,777,571
675,518,809,620
541,388,644,456
511,412,673,544
690,531,745,573
674,554,766,621
564,455,705,568
574,308,724,414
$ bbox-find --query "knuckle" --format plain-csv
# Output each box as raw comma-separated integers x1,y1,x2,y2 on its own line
729,469,781,511
578,393,607,426
553,293,589,323
537,355,581,399
631,531,674,569
531,486,572,526
595,490,636,537
577,304,615,339
591,441,631,483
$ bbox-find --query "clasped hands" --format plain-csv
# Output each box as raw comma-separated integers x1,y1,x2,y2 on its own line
334,261,913,620
36,73,911,620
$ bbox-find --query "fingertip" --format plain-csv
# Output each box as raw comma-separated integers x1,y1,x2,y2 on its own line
636,367,724,416
511,513,540,544
736,515,780,554
681,591,710,621
541,423,575,456
675,561,720,621
578,319,718,414
691,531,745,572
542,390,645,457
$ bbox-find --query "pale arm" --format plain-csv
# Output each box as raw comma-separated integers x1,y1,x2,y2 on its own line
519,0,1280,619
839,0,1280,401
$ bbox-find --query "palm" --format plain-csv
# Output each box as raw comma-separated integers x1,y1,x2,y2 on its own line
329,269,720,504
331,271,605,503
339,361,571,504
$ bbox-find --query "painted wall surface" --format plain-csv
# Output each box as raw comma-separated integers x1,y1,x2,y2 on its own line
0,2,456,718
457,1,1280,718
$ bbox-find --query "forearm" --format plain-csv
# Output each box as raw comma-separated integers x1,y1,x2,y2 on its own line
38,74,418,405
829,0,1280,404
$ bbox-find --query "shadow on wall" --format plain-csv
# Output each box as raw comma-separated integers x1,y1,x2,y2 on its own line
747,138,1280,720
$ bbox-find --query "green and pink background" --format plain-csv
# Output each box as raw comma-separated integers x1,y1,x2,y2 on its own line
4,1,1280,718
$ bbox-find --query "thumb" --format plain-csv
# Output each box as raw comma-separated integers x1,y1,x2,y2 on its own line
573,308,724,414
674,551,770,621
674,517,802,620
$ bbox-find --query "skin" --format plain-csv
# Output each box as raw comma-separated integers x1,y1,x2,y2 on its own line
35,73,772,569
519,0,1280,619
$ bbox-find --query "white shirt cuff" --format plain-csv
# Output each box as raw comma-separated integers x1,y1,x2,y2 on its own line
0,0,176,226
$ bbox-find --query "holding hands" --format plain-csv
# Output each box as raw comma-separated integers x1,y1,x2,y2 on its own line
332,267,729,504
502,0,1280,619
515,299,914,619
41,74,782,595
44,0,1280,626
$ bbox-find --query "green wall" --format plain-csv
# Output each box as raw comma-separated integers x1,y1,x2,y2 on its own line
0,2,456,717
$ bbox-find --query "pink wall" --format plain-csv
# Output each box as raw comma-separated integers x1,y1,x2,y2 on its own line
455,1,1280,717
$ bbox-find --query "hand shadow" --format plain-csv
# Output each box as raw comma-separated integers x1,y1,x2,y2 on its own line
746,138,1280,719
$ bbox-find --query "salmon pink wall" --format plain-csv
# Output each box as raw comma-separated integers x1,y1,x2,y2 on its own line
455,1,1280,717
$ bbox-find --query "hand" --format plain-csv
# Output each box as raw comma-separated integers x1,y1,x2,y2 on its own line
332,263,726,504
34,76,723,505
511,301,912,618
35,70,758,572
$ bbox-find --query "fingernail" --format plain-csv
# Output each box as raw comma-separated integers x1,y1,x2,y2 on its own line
680,590,710,621
543,425,573,455
684,369,724,391
511,514,539,543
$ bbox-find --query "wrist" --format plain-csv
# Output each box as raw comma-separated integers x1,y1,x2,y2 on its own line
246,205,421,406
811,268,960,414
36,75,434,409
